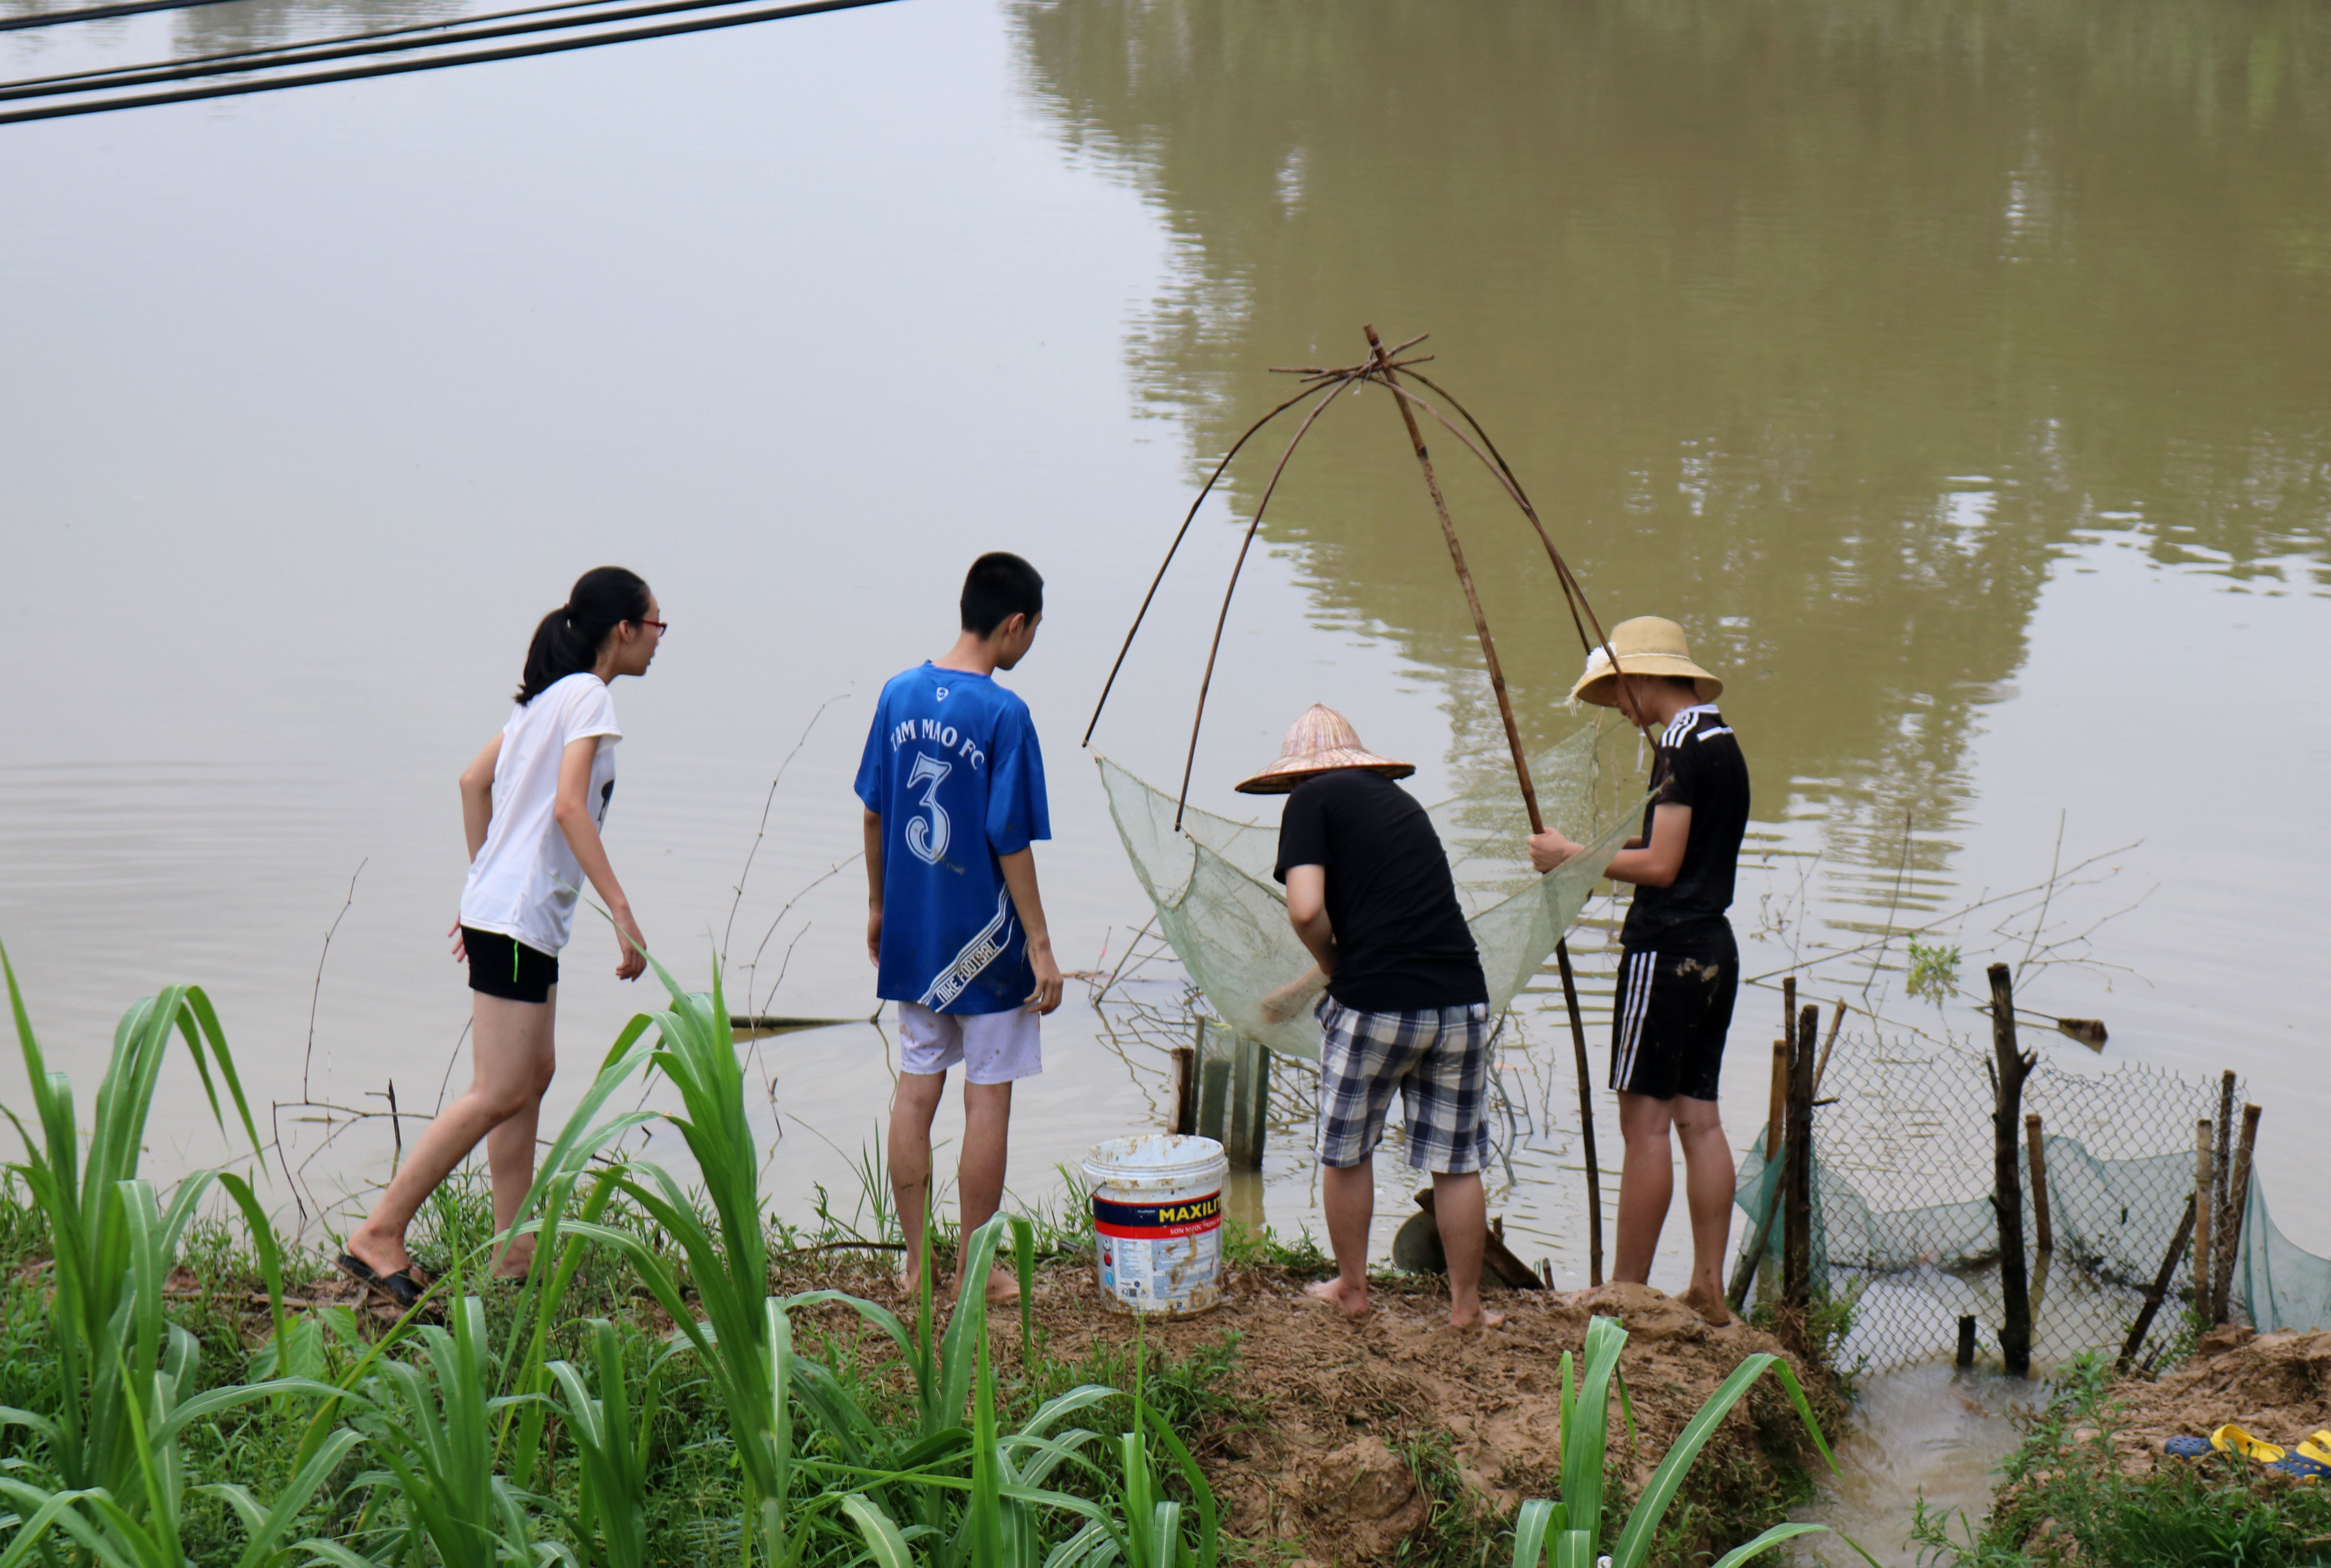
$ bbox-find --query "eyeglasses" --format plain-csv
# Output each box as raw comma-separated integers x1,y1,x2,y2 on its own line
637,619,669,636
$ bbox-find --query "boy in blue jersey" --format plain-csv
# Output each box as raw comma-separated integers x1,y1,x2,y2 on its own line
857,552,1063,1302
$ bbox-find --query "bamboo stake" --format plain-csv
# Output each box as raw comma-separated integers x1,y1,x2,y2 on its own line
2192,1118,2214,1316
2211,1070,2237,1322
1812,997,1847,1096
2221,1103,2262,1322
2026,1112,2053,1254
1782,1005,1817,1307
2120,1194,2198,1371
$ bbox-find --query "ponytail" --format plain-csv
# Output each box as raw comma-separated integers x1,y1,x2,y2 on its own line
516,566,652,705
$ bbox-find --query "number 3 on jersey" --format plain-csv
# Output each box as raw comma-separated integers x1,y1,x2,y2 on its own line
903,752,952,864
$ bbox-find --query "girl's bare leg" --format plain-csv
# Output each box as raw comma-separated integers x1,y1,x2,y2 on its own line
483,986,558,1277
347,990,556,1278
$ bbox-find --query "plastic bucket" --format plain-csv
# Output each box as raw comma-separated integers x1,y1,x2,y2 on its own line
1082,1134,1229,1316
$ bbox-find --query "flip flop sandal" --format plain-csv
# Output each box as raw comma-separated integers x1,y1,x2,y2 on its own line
2272,1452,2329,1483
338,1251,429,1311
2210,1424,2287,1464
2298,1437,2331,1468
2163,1435,2213,1458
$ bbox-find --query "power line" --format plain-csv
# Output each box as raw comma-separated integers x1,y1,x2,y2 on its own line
1,0,824,101
1,0,628,91
0,0,235,33
0,0,899,125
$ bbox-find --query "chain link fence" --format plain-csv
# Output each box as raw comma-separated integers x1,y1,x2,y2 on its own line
1735,1029,2229,1372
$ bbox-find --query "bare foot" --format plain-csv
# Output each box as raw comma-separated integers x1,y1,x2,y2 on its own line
489,1248,535,1282
344,1223,413,1279
1680,1284,1733,1328
1449,1304,1507,1330
981,1267,1022,1305
1305,1277,1371,1318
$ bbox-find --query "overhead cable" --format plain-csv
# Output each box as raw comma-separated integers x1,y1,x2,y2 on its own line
0,0,898,125
0,0,838,101
0,0,631,92
0,0,235,33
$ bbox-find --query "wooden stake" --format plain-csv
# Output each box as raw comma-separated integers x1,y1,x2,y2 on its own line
1767,1038,1789,1159
1168,1046,1197,1136
2211,1070,2237,1322
2026,1113,2053,1254
1812,998,1848,1097
1782,1005,1817,1308
2221,1103,2262,1322
1556,943,1603,1287
1956,1315,1977,1370
2120,1194,2198,1371
1782,975,1797,1056
2192,1118,2214,1313
1988,963,2036,1377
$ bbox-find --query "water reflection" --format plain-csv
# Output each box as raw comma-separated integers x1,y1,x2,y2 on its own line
1009,0,2331,879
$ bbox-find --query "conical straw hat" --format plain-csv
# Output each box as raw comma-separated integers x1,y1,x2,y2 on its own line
1569,616,1723,708
1234,704,1415,795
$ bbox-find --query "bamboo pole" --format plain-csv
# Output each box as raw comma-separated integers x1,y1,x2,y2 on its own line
2119,1194,2198,1371
1812,997,1847,1097
2211,1070,2237,1323
2220,1103,2262,1322
2192,1118,2214,1316
1724,1038,1791,1311
1555,943,1604,1286
2026,1113,2053,1254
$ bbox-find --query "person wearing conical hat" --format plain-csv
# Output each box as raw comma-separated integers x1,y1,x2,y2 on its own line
1528,618,1750,1327
1241,705,1502,1330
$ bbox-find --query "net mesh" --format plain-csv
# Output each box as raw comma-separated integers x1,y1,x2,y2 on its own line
1728,1028,2331,1370
1097,727,1637,1061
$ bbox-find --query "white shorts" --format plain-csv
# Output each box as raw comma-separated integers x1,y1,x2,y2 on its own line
898,1001,1043,1084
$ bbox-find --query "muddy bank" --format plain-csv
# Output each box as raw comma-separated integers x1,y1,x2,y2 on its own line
812,1260,1848,1566
2092,1324,2331,1468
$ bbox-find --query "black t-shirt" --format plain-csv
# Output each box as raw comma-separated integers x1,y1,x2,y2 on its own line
1272,769,1489,1013
1620,705,1751,952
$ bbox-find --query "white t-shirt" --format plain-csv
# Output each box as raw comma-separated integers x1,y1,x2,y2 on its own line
459,672,622,957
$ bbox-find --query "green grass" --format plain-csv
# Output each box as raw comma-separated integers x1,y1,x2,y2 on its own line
1910,1349,2331,1568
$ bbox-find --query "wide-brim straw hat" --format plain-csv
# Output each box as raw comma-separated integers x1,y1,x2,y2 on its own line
1570,616,1723,708
1234,704,1415,795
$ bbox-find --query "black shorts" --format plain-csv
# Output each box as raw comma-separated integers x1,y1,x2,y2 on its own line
464,926,559,1005
1609,936,1738,1102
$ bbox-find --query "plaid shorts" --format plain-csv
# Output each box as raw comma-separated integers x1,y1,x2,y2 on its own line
1314,997,1492,1174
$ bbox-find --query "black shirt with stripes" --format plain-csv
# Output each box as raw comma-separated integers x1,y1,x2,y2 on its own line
1620,705,1750,953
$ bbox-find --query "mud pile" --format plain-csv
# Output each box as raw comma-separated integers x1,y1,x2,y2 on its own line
2100,1323,2331,1468
996,1269,1842,1566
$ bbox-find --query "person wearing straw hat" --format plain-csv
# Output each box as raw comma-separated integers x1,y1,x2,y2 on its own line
1244,704,1501,1329
1527,617,1749,1326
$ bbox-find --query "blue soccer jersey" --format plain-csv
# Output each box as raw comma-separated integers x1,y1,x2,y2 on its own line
854,664,1051,1014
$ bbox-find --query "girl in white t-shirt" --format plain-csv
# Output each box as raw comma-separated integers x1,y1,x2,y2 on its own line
341,567,663,1303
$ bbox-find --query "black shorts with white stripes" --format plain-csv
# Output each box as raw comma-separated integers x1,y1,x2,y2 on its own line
1608,928,1738,1102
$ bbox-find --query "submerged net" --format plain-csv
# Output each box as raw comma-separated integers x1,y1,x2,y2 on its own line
1729,1029,2331,1369
1098,726,1637,1062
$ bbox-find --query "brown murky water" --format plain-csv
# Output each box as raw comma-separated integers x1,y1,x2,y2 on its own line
3,0,2326,1413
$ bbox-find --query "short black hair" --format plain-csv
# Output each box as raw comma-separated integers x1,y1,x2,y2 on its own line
960,551,1044,637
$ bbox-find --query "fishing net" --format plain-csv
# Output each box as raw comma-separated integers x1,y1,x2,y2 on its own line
2234,1180,2331,1334
1097,726,1637,1062
1728,1029,2331,1369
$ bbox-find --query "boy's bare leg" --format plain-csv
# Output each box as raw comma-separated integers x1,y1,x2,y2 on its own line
482,987,559,1278
956,1080,1017,1301
1430,1170,1505,1329
1613,1090,1679,1285
1672,1095,1735,1324
1306,1159,1374,1316
889,1070,947,1295
347,992,556,1281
